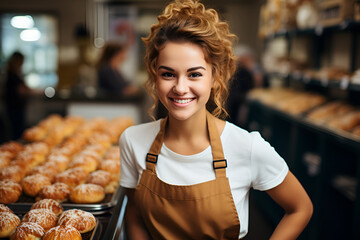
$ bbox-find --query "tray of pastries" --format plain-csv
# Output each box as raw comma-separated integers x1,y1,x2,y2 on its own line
0,200,101,240
0,115,133,214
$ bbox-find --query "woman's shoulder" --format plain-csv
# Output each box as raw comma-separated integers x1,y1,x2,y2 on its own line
120,119,162,143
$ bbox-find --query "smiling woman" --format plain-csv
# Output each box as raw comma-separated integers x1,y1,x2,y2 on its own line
119,0,313,239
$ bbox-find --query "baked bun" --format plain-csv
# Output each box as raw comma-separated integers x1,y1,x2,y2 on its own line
0,212,21,237
68,153,98,173
36,183,71,202
0,141,24,157
86,170,111,188
46,154,70,172
0,203,13,213
27,164,58,182
54,167,88,188
22,209,58,232
58,209,96,233
104,146,120,161
0,180,22,204
86,170,117,194
70,183,105,203
23,126,47,142
10,222,44,240
43,225,82,240
0,164,26,182
31,199,63,216
21,174,52,197
99,159,120,181
0,152,11,168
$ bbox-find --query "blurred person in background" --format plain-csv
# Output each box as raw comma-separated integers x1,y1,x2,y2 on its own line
4,51,31,140
227,45,264,127
96,42,139,97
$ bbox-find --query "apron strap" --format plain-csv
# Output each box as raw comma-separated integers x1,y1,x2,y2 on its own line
145,111,227,178
206,111,227,178
146,116,167,172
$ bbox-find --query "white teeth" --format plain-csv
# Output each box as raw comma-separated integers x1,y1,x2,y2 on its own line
173,98,192,104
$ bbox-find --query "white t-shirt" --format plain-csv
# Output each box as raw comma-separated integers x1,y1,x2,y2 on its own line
119,119,289,238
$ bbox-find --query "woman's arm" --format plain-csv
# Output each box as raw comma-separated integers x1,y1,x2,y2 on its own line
266,171,313,240
125,188,150,240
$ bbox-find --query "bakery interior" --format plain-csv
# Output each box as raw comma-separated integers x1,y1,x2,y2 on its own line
0,0,360,239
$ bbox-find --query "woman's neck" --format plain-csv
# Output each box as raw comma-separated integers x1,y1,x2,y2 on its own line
164,109,209,155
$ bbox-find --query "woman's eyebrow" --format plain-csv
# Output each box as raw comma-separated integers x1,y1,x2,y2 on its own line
187,66,206,72
158,66,174,71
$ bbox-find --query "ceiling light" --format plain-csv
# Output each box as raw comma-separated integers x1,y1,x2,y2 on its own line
11,15,34,29
20,28,41,41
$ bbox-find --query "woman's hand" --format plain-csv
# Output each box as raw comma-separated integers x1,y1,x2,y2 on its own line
266,171,313,240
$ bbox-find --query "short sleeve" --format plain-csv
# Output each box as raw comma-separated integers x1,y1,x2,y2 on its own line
119,129,139,189
250,132,288,191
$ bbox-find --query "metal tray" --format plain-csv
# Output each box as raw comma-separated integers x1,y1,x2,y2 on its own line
7,185,124,215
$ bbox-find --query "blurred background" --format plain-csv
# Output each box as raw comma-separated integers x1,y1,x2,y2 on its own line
1,0,360,239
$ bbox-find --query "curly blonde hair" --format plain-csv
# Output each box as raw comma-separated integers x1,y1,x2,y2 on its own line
143,0,236,119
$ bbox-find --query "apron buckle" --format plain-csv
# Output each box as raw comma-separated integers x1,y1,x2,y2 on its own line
213,159,227,169
146,153,158,163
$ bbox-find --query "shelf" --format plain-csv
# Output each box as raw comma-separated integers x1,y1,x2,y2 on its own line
265,20,360,40
266,72,360,92
247,99,360,148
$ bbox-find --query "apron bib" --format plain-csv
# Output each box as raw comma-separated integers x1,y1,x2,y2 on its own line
134,111,240,239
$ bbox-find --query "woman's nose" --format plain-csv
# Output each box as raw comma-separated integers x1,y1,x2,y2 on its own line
172,77,188,95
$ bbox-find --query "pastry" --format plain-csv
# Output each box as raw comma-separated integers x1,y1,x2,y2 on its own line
36,183,71,202
54,167,88,188
21,174,52,197
68,153,98,173
31,199,63,216
22,208,58,231
0,212,20,237
0,203,13,213
99,159,121,181
42,225,82,240
86,170,117,194
58,209,96,233
9,222,44,240
70,183,105,203
104,146,120,161
0,164,26,182
0,180,22,204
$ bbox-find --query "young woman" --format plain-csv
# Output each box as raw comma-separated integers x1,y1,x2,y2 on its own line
119,0,313,239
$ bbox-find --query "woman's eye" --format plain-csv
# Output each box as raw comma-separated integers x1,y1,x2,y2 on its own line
161,72,174,78
189,72,202,78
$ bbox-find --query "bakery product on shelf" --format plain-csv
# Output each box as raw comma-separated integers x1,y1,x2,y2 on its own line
307,101,353,123
0,212,21,237
21,174,52,197
31,199,63,216
70,183,105,203
58,209,96,233
22,208,58,231
0,141,24,157
54,167,88,188
0,180,22,204
23,126,47,142
36,182,71,202
46,153,71,172
104,146,120,161
42,225,82,240
327,110,360,132
27,164,58,183
9,222,45,240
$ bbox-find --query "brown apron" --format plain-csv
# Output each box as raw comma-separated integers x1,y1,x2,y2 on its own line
134,111,240,239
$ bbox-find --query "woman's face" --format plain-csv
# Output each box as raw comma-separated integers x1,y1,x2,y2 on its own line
155,41,213,121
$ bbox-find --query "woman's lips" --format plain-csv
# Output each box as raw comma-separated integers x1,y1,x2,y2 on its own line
169,98,195,106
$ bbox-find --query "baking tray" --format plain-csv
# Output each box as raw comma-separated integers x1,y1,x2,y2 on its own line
7,185,124,215
0,217,102,240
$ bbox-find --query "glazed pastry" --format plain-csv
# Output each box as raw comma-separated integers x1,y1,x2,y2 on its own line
23,126,47,141
98,159,121,181
54,167,88,188
36,183,71,202
58,209,96,233
22,208,58,232
21,174,52,197
0,180,22,204
70,183,105,203
0,141,24,157
68,153,98,174
9,222,44,240
31,199,63,216
103,146,120,161
0,212,21,237
0,203,13,213
0,164,26,182
86,170,117,194
27,164,58,183
42,225,82,240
